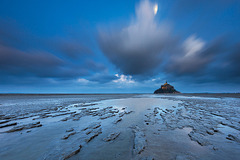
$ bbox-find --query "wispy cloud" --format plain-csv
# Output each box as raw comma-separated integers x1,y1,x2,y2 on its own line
98,0,172,76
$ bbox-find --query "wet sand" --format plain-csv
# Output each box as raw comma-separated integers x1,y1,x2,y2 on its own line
0,94,240,160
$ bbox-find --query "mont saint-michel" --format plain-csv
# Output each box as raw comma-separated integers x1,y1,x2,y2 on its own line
154,81,180,94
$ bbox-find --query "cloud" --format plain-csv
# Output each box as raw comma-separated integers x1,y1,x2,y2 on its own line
1,0,240,92
88,73,118,83
77,78,91,84
49,39,93,59
98,0,240,86
183,35,205,57
113,74,135,84
0,44,113,81
85,60,107,72
0,20,111,85
0,44,63,76
165,35,213,74
165,36,240,84
98,0,172,76
207,43,240,82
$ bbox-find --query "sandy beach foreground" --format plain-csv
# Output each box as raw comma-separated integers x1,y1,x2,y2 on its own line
0,94,240,160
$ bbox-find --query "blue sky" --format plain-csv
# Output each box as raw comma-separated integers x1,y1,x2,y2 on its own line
0,0,240,93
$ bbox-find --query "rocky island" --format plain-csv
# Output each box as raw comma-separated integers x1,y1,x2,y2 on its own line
154,81,180,94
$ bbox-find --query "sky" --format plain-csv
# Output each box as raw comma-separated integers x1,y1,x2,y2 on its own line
0,0,240,93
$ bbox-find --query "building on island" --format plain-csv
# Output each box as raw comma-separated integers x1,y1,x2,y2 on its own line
154,81,180,94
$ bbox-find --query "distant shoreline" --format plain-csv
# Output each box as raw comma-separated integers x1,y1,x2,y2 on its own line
0,93,142,96
0,93,239,94
0,93,239,98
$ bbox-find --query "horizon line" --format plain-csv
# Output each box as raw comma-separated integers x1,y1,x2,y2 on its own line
0,92,240,95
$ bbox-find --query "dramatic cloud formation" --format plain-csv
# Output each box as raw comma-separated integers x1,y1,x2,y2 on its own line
0,0,240,93
0,45,63,77
99,0,171,76
99,0,240,85
166,35,222,75
0,22,108,84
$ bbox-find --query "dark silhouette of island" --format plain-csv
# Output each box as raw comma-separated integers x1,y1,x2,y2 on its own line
154,81,180,94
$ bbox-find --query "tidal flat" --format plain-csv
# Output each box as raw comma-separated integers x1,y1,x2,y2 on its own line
0,94,240,160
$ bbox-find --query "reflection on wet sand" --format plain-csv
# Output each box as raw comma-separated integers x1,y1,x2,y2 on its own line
0,94,240,160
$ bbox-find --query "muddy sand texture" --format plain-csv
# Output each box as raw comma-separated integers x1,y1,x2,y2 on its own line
0,94,240,160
